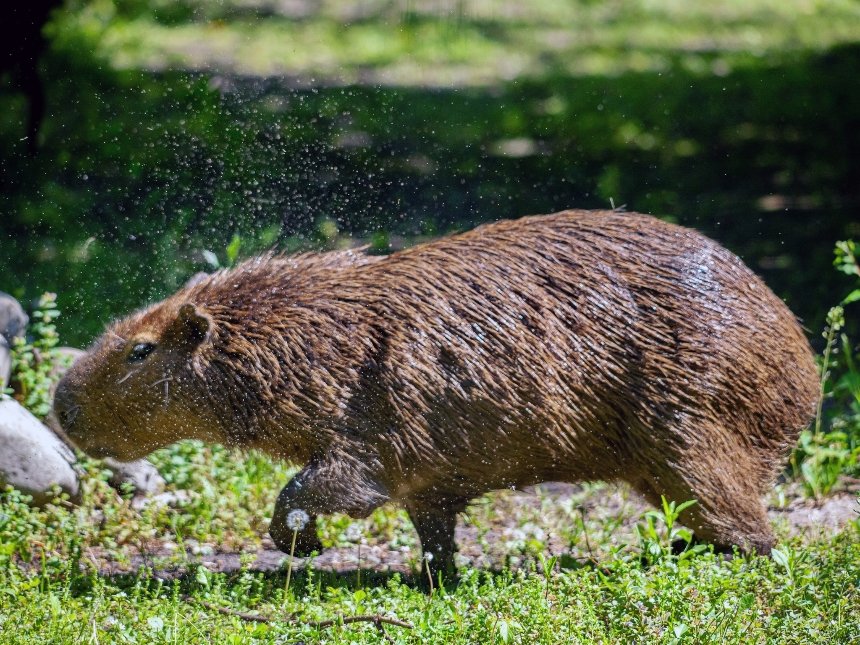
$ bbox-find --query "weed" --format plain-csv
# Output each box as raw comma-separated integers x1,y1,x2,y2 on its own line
3,293,71,418
636,496,707,566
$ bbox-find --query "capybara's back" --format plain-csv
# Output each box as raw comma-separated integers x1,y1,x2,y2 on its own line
55,210,819,570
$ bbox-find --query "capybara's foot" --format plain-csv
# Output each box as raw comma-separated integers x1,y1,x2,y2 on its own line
290,529,324,558
269,517,323,557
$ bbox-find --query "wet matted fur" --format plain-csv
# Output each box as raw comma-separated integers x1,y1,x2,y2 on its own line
55,210,819,573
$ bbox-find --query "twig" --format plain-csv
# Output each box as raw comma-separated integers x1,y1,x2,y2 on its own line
188,597,271,623
184,596,413,630
578,506,595,562
308,614,413,629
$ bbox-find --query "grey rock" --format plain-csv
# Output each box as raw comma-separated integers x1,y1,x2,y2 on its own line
0,397,80,505
104,457,165,497
131,489,191,511
0,337,10,391
0,292,28,344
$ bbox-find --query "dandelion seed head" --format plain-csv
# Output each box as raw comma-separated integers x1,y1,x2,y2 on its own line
286,509,310,531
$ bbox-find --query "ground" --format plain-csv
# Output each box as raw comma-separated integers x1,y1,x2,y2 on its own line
1,448,858,643
83,478,860,579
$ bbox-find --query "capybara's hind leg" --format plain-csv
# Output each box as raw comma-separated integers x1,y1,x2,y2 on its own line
636,449,775,556
404,495,467,580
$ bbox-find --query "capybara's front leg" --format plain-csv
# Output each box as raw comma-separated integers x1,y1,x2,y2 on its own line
405,496,467,580
269,451,389,557
270,490,323,557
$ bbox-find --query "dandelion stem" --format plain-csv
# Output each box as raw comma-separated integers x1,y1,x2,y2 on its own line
285,528,298,595
424,556,435,596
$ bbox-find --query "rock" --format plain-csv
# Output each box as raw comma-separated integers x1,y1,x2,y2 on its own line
104,457,165,497
0,292,28,344
131,489,191,512
0,397,80,505
0,336,10,391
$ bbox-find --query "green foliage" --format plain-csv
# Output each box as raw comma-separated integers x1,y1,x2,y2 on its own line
4,1,860,346
792,243,860,497
0,521,857,643
3,293,71,419
202,234,244,270
636,497,707,566
794,429,859,499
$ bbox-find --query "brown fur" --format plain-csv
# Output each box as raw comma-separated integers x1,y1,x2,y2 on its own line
54,211,819,572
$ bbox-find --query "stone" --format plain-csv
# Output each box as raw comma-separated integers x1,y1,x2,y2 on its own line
104,457,165,497
0,292,28,344
0,397,80,505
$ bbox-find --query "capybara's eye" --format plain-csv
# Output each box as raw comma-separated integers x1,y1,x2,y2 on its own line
127,342,156,363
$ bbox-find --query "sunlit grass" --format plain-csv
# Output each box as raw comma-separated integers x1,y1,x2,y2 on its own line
64,0,860,83
1,435,858,642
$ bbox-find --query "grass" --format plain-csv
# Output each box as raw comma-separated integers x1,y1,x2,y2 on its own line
0,440,858,644
0,536,858,643
72,0,860,83
2,2,860,640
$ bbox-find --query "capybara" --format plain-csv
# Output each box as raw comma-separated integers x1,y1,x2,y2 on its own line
54,210,819,573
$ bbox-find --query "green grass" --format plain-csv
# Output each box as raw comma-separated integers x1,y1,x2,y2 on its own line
72,0,860,83
0,535,858,643
1,440,858,644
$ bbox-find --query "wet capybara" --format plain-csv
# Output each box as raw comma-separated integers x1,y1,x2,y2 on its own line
54,210,819,573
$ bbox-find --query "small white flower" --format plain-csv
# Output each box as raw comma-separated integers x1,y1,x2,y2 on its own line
286,509,310,531
423,551,434,562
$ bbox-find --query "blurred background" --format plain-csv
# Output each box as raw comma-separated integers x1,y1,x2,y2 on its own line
1,0,858,346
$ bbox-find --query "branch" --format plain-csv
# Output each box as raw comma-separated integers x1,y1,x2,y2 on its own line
184,596,414,631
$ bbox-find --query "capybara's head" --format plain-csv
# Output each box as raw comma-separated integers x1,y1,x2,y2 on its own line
54,300,220,461
54,249,378,462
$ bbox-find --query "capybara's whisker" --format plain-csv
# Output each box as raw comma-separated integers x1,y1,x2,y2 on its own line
117,369,139,384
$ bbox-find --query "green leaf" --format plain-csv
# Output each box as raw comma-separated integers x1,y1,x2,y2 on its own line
674,499,697,514
771,547,789,570
195,566,210,587
226,234,242,266
497,619,510,643
841,289,860,305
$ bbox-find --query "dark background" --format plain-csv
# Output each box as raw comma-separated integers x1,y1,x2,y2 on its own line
2,1,858,347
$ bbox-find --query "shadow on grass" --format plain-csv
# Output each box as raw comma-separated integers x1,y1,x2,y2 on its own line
1,43,858,345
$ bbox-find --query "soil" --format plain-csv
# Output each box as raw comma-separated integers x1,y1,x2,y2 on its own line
84,480,859,580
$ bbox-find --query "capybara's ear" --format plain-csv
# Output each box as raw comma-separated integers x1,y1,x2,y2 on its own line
163,303,210,350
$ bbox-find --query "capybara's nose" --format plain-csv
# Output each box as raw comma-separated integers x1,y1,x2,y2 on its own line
53,378,81,432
